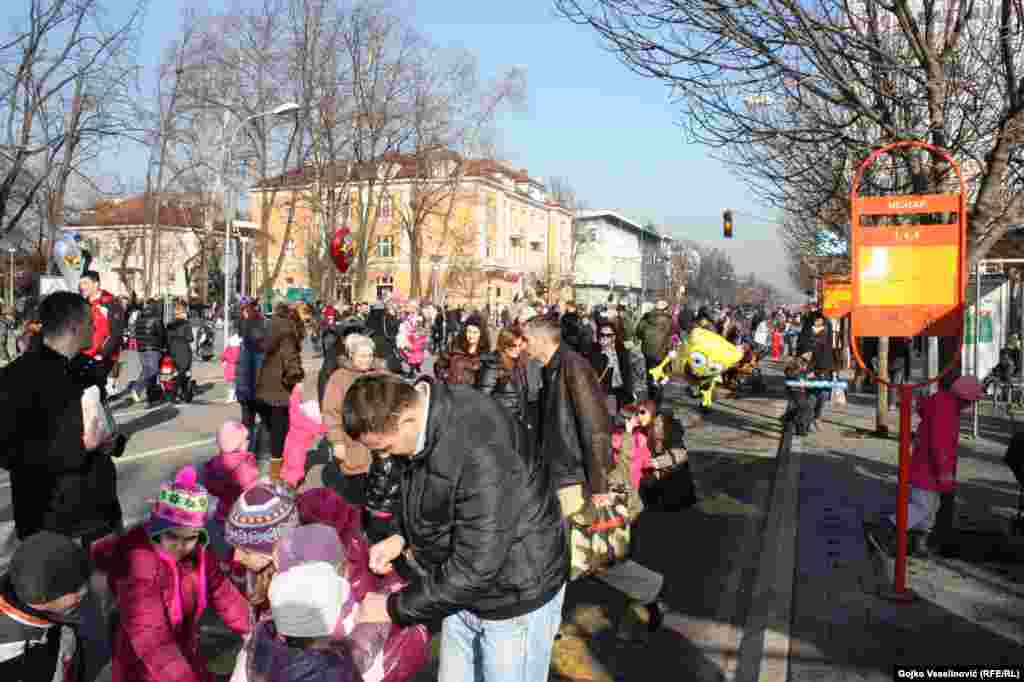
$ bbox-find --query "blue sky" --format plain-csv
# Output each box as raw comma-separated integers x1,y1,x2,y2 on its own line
107,0,794,294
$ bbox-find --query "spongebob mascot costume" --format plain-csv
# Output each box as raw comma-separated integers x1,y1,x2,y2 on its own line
649,327,744,409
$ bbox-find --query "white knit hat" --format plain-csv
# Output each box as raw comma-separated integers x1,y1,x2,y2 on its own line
269,562,348,638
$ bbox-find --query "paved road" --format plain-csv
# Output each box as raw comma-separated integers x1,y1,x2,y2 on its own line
0,327,322,566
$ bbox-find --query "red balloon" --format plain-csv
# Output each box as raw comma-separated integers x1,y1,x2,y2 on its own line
331,227,355,274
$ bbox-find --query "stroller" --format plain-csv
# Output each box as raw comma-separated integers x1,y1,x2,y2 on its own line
1004,425,1024,536
158,354,195,403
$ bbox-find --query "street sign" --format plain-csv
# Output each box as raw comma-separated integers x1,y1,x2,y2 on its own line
848,140,968,603
821,277,851,318
850,143,967,338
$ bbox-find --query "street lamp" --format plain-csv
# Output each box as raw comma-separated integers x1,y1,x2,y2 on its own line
238,235,251,298
221,102,302,352
7,247,14,308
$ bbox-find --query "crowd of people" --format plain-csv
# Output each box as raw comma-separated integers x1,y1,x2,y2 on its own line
1,271,918,682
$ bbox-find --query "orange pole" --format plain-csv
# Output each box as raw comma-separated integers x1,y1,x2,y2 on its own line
894,383,914,596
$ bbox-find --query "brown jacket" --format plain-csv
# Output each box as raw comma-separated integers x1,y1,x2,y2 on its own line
322,357,389,475
256,313,302,406
538,345,613,496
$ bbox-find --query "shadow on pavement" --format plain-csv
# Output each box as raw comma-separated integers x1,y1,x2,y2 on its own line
118,406,181,438
790,447,1024,676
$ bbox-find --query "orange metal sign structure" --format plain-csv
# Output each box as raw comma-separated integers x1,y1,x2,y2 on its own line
822,278,852,318
850,144,967,338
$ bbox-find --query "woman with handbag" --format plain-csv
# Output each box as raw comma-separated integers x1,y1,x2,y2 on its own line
254,304,304,479
588,322,635,417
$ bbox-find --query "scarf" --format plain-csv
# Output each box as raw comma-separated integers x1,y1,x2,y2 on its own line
603,348,623,389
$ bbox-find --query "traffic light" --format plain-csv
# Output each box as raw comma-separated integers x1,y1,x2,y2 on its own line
723,210,734,238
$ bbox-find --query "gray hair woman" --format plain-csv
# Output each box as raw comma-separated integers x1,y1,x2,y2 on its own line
321,333,388,504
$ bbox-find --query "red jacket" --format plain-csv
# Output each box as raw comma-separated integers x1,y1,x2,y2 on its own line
93,525,250,682
909,390,962,493
84,290,121,360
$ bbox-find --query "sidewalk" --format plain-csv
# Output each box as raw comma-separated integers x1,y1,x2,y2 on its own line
785,388,1024,680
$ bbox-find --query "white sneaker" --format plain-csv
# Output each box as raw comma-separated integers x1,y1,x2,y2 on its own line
131,389,142,404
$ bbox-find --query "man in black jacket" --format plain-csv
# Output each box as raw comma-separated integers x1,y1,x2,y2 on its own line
342,373,567,682
127,301,166,405
0,291,122,543
0,532,91,679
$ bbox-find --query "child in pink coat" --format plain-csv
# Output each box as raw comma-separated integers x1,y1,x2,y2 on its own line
883,375,984,553
92,466,251,682
204,420,261,524
222,333,242,403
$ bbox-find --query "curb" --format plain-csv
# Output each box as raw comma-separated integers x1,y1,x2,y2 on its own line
734,422,800,682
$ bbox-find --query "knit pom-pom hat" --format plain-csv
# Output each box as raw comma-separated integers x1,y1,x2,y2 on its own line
217,419,249,453
224,481,300,554
147,465,210,545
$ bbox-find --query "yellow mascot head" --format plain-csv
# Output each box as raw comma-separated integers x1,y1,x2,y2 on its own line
649,327,743,386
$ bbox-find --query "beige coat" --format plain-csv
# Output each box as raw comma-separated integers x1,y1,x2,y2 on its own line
321,357,388,475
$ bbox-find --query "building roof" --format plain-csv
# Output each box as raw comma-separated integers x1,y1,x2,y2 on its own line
71,193,219,229
252,152,554,198
575,209,661,238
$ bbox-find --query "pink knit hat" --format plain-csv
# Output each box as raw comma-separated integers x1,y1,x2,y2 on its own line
148,466,210,544
217,419,249,453
952,375,985,402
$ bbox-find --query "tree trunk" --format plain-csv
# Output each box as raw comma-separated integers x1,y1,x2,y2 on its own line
409,235,421,299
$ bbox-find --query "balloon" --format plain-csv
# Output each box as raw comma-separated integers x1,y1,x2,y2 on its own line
330,227,355,274
53,231,86,291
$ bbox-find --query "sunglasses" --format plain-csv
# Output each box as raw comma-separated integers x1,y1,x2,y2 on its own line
600,332,615,338
637,409,648,416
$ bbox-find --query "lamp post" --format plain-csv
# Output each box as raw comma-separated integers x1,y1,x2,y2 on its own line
238,235,251,298
221,102,301,353
7,247,14,308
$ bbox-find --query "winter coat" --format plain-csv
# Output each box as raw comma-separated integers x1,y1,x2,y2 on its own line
365,454,404,517
165,319,194,373
322,359,391,476
909,390,963,493
366,308,402,373
386,379,567,627
134,305,167,352
256,314,302,406
93,525,251,682
235,319,267,403
280,377,328,489
435,349,481,386
611,428,653,491
83,289,125,362
560,312,591,356
0,575,80,681
635,310,674,363
203,450,260,523
222,343,241,383
588,345,635,401
476,352,528,421
537,345,613,496
0,343,122,540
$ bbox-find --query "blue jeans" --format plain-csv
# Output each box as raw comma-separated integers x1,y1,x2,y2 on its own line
131,350,162,394
438,584,565,682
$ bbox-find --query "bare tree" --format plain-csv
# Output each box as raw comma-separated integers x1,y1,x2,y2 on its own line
0,0,144,242
555,0,1024,266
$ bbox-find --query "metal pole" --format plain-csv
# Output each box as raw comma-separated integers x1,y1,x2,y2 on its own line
8,250,13,308
892,383,915,600
973,264,982,438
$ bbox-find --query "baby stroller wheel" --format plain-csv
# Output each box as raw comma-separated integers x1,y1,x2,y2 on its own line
182,378,196,403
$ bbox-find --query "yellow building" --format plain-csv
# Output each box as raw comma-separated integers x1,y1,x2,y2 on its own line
249,156,574,306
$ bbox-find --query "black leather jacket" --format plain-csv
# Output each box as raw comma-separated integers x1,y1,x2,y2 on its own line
365,453,403,516
133,307,166,352
386,380,567,627
476,353,527,420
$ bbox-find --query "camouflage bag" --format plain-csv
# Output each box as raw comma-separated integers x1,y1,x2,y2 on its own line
567,493,632,582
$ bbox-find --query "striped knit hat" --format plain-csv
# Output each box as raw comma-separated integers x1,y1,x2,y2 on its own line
147,465,210,545
224,481,300,554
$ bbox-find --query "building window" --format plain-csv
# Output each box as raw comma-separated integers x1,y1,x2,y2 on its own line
486,240,494,258
376,275,394,300
376,237,393,258
510,237,523,266
378,194,392,219
530,241,542,253
284,239,296,257
335,281,354,304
